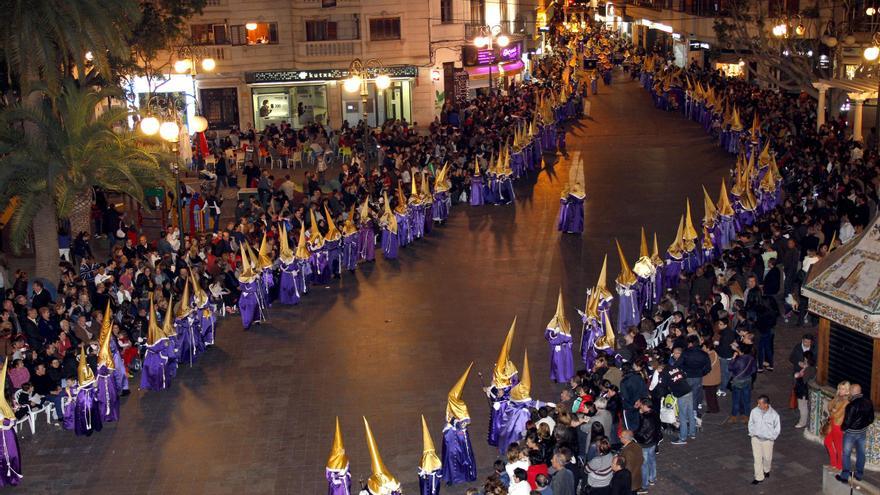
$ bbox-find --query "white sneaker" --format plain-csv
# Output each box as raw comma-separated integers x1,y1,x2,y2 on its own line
716,390,727,397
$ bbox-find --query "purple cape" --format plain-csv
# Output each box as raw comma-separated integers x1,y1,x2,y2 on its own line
74,383,102,437
0,419,21,487
419,468,442,495
325,238,342,277
557,196,584,234
381,228,399,259
310,248,331,285
616,283,640,333
432,191,450,221
62,391,75,430
410,204,426,239
176,314,205,365
580,316,603,370
441,419,477,485
96,365,120,423
326,466,352,495
278,260,300,305
545,329,574,383
395,212,411,247
140,339,172,391
470,176,485,206
109,340,129,392
341,234,359,271
497,399,543,454
357,222,376,262
239,279,263,330
197,304,216,346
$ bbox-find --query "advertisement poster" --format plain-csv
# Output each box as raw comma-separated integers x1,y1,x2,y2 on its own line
256,93,290,120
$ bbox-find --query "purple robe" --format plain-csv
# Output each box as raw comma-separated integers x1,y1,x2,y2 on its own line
140,339,171,391
441,419,477,485
357,222,376,262
716,216,735,250
326,466,352,495
663,256,683,290
482,177,497,204
278,260,300,305
510,152,525,178
0,420,21,487
497,399,546,453
325,239,342,277
419,468,442,495
239,279,262,330
636,276,654,312
341,234,359,271
198,304,216,346
260,269,274,307
557,195,584,234
165,335,180,379
96,365,120,423
579,315,602,370
381,228,399,259
176,314,205,365
410,204,426,239
495,177,515,204
486,382,514,447
74,383,102,437
395,212,411,247
545,329,574,383
61,390,76,430
310,248,331,285
110,340,129,392
423,202,434,235
652,268,664,306
616,283,640,333
295,259,311,295
432,191,450,222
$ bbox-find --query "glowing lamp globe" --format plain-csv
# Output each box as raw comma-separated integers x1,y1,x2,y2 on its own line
201,58,216,71
343,76,362,93
375,74,391,90
174,59,192,73
139,117,160,136
246,22,258,31
865,46,880,61
159,121,180,142
191,116,209,133
497,35,510,47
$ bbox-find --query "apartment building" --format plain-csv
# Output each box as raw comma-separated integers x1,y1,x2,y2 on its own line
135,0,537,133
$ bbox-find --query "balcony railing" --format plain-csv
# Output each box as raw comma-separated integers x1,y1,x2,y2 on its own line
296,40,361,60
628,0,729,17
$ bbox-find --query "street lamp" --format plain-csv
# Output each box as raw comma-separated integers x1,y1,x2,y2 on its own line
865,34,880,152
343,58,390,167
471,25,511,94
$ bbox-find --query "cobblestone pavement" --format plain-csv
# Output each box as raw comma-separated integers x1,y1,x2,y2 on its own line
12,73,866,495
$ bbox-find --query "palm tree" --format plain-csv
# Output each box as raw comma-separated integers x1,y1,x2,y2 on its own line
0,78,171,279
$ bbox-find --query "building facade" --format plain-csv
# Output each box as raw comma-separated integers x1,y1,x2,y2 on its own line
136,0,537,133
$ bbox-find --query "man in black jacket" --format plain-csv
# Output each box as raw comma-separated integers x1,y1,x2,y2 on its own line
634,398,660,488
715,317,736,396
675,335,711,424
836,384,876,483
620,363,648,431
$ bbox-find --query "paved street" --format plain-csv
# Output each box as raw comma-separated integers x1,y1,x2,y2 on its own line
14,73,849,495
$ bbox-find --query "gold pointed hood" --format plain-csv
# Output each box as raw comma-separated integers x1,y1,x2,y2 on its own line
244,241,259,272
324,205,342,241
419,415,442,473
358,198,372,225
309,208,325,249
191,271,209,308
683,199,699,241
701,225,715,251
634,227,655,279
78,346,95,385
717,179,735,216
238,243,257,282
256,233,273,270
594,254,613,301
279,224,295,263
474,159,481,177
0,359,14,420
409,174,422,206
547,289,571,335
639,227,650,259
750,112,761,139
585,285,600,321
594,312,616,350
162,294,177,337
760,167,777,192
492,317,518,388
295,227,311,260
342,205,358,237
146,294,164,346
326,417,349,471
97,301,115,369
420,172,433,202
615,239,637,287
509,350,532,402
731,106,743,131
758,140,771,168
176,279,193,318
702,186,718,227
395,183,409,215
446,362,473,422
380,192,398,234
651,232,664,266
363,417,401,494
667,216,684,258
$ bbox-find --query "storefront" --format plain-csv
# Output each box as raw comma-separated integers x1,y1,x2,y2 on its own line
462,40,526,94
126,74,199,130
245,66,418,130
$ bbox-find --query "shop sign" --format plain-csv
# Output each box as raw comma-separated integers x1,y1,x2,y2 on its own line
246,66,418,84
463,41,523,67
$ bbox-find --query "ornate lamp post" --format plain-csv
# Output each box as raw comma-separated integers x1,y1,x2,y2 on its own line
472,25,510,93
343,58,391,166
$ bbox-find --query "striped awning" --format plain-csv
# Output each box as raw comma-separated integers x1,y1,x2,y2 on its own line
814,78,879,100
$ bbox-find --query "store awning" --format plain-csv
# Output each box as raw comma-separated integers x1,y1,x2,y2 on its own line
466,60,524,80
814,77,879,100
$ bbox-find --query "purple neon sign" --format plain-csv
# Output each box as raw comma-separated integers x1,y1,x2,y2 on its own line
475,42,522,65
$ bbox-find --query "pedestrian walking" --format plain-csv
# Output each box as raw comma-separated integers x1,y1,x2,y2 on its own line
748,395,780,485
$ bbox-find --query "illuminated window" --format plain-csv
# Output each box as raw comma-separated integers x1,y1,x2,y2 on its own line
230,22,278,45
845,64,858,80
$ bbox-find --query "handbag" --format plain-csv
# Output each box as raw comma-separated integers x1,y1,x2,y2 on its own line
788,387,797,409
819,419,831,437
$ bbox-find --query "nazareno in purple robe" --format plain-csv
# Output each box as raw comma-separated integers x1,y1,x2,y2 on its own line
239,279,262,330
197,303,216,346
441,418,477,485
96,365,120,423
295,259,311,295
579,315,603,370
410,204,425,239
278,259,300,305
616,282,640,334
432,191,450,222
663,255,683,291
545,329,574,383
109,339,129,392
419,467,442,495
485,378,517,447
470,176,485,206
557,195,584,234
140,339,171,391
260,268,275,307
395,212,410,247
341,234,358,272
325,465,352,495
357,221,376,262
61,389,76,430
176,314,205,365
74,382,102,437
310,248,331,285
381,228,399,260
0,419,22,487
497,399,546,454
325,238,342,277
